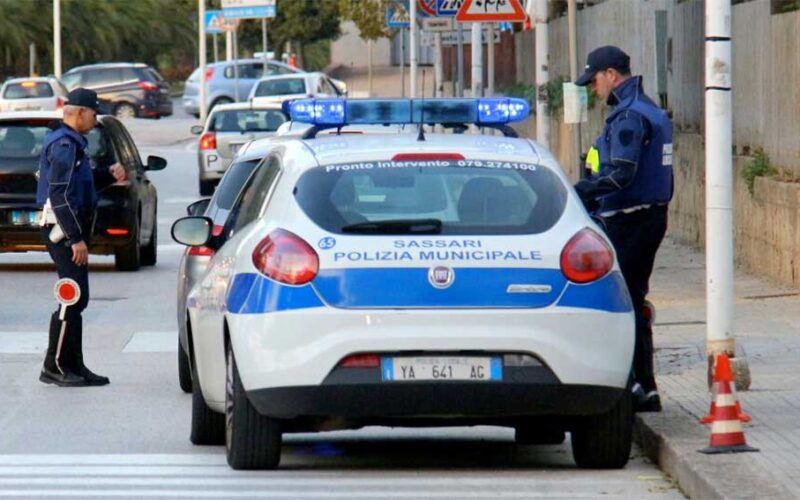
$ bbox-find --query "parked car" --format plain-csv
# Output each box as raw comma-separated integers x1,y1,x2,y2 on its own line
60,63,172,119
191,102,288,195
182,59,301,117
248,72,343,105
0,111,167,271
0,77,68,112
172,97,635,470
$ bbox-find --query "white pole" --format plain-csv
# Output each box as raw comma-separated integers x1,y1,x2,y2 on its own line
567,0,581,173
533,0,550,148
226,31,233,61
456,22,464,97
29,43,36,77
410,0,418,98
198,0,207,123
471,22,483,97
213,33,219,63
487,24,495,97
368,39,373,97
262,18,268,75
400,28,406,98
434,32,443,98
233,27,239,101
705,0,746,387
53,0,61,78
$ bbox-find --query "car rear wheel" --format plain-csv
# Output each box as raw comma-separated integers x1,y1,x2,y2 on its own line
114,222,140,271
225,343,282,470
178,340,192,394
140,209,157,266
190,356,225,445
570,387,634,469
114,103,136,119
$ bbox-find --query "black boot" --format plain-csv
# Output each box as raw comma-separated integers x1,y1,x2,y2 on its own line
68,317,109,386
41,311,88,387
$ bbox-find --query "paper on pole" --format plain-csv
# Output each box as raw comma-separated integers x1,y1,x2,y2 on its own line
562,83,588,124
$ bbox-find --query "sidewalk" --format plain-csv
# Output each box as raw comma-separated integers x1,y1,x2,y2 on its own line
637,238,800,499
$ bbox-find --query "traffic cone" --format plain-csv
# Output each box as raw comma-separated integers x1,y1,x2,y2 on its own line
700,380,751,424
698,354,758,454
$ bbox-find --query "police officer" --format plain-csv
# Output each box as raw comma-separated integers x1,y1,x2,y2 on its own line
36,88,127,387
573,46,673,412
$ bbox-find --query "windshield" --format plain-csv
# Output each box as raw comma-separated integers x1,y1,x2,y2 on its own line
254,78,306,97
209,109,288,133
295,159,567,235
0,122,51,166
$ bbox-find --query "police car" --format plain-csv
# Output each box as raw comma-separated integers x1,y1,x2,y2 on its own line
171,97,635,470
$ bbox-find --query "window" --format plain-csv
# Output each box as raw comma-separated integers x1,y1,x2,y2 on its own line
86,127,118,170
213,159,261,210
3,82,54,99
0,123,49,159
294,160,567,235
120,67,140,82
209,109,288,133
231,156,281,234
253,78,307,97
83,68,121,88
60,72,81,90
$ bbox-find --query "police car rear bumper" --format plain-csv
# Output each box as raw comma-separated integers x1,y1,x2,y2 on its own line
246,382,626,420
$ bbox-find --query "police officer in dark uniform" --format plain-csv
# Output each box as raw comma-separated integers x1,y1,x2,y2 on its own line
36,88,127,387
573,46,673,412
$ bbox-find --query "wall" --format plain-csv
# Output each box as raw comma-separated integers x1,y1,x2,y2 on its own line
330,21,392,69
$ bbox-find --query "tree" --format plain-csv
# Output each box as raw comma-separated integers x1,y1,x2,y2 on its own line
338,0,397,95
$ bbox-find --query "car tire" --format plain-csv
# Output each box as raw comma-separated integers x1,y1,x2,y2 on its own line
114,222,140,271
190,358,225,445
178,340,192,394
514,423,566,445
570,388,634,469
114,103,137,119
140,209,157,266
225,343,282,470
199,179,215,196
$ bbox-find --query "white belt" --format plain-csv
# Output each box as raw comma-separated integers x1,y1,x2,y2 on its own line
600,203,665,218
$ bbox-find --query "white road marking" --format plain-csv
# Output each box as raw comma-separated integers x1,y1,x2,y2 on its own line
158,244,186,253
122,331,177,353
0,331,47,354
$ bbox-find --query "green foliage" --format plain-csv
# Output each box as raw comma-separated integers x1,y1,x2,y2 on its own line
502,83,537,104
741,148,777,195
338,0,395,41
771,0,800,14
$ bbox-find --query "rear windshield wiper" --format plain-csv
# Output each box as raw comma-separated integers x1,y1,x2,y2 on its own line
341,218,443,234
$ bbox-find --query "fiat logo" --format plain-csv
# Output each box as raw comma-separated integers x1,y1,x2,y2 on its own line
428,266,454,289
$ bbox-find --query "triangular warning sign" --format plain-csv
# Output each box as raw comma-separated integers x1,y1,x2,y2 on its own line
455,0,526,22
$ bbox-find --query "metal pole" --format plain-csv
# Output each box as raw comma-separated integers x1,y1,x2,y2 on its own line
410,0,418,98
29,43,36,77
400,28,406,98
233,26,239,101
471,22,482,97
226,31,233,61
213,33,219,63
53,0,61,78
262,18,268,75
434,32,443,98
368,39,373,97
487,24,495,97
456,22,464,97
198,0,207,123
533,0,550,148
567,0,582,172
705,0,747,388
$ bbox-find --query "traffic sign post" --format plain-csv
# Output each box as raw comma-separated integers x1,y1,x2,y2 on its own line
455,0,526,22
436,0,464,17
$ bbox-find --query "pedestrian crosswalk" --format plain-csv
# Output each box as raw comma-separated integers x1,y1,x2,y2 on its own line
0,331,177,354
0,452,683,499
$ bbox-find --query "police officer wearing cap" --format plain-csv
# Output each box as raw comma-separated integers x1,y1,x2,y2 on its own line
36,88,127,386
573,46,673,412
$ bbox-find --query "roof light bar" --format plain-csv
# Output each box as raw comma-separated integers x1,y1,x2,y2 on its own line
289,98,530,128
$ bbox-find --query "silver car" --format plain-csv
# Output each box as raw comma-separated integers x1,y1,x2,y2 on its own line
248,72,342,105
190,102,287,195
0,77,68,112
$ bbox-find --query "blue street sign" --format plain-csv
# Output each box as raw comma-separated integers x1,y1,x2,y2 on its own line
387,4,410,28
222,4,276,20
205,10,225,34
436,0,463,17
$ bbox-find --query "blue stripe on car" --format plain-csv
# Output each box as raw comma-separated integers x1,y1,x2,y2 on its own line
225,269,631,314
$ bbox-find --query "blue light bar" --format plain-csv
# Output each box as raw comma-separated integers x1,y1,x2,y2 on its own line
289,98,530,127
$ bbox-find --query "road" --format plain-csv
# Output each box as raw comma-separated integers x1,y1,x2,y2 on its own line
0,101,684,499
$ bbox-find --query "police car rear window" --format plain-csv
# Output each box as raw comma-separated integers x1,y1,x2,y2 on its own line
294,160,567,235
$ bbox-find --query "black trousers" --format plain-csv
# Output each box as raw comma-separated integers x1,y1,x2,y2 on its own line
41,227,90,373
601,205,668,393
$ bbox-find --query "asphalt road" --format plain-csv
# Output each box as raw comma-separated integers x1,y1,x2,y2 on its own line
0,104,684,499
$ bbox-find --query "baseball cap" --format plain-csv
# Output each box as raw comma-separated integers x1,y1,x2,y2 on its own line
574,46,631,86
65,88,100,111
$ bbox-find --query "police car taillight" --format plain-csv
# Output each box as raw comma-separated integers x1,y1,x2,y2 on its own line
560,228,614,283
252,229,319,285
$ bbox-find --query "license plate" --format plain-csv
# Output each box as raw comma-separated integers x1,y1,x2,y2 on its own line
381,356,502,382
10,210,41,225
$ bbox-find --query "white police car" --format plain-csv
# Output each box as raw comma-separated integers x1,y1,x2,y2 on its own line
171,97,635,471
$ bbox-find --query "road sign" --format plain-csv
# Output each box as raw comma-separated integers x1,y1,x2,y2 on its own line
387,3,410,28
221,0,276,20
422,17,455,31
418,0,437,16
436,0,464,17
205,11,239,34
455,0,526,22
421,29,500,46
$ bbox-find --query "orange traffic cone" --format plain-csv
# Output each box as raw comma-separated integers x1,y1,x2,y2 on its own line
698,354,758,454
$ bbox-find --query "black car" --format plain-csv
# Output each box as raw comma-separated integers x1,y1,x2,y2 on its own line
61,63,173,119
0,111,167,271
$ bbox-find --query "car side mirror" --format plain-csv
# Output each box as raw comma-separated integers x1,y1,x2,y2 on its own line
187,198,211,216
146,155,167,171
190,125,204,135
171,216,212,247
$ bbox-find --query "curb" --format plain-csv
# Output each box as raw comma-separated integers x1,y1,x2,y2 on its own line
634,404,793,499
